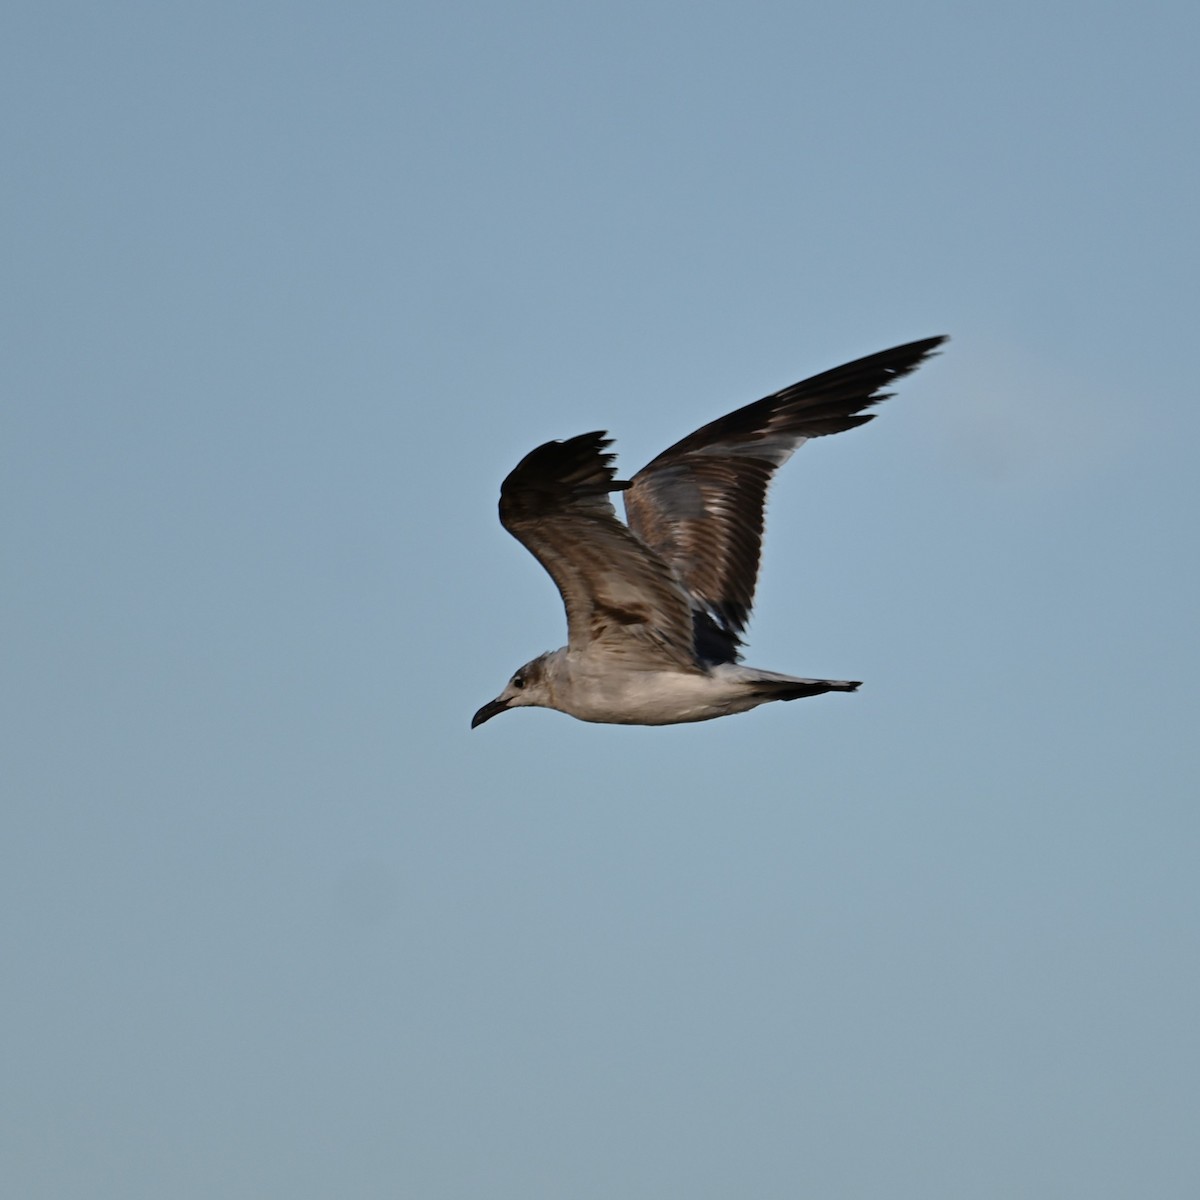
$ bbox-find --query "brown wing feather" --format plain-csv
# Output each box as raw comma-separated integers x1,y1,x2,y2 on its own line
624,336,946,656
499,432,700,670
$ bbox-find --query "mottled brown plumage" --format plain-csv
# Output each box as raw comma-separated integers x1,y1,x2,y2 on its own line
474,336,946,728
499,433,700,671
623,335,946,658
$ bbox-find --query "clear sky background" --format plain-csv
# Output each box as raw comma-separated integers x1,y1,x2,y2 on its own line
4,2,1199,1196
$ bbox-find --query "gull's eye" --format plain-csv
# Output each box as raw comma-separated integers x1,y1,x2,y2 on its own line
512,674,525,689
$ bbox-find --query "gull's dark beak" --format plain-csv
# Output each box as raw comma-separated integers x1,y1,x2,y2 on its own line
471,697,510,729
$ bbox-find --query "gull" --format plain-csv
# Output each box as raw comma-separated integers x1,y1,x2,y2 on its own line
472,335,946,728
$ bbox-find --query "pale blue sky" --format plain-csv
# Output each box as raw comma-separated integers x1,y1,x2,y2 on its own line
4,2,1199,1196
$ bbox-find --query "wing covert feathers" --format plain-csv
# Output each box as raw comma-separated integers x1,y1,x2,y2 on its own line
499,432,700,669
623,336,946,658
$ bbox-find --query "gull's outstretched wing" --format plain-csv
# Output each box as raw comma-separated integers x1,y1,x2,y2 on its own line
499,431,701,671
624,336,947,662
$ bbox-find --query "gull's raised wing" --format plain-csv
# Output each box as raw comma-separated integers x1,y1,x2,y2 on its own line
499,431,701,670
624,336,947,662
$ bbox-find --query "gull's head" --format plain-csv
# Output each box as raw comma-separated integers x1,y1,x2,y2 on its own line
471,653,553,729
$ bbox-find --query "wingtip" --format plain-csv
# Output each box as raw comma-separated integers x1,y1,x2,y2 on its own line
908,334,949,367
888,334,949,372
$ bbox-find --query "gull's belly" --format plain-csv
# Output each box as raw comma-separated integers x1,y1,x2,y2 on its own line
558,666,755,726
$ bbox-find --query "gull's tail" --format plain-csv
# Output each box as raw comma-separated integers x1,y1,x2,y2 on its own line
742,669,861,702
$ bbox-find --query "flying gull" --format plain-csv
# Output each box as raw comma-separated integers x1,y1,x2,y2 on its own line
472,335,946,728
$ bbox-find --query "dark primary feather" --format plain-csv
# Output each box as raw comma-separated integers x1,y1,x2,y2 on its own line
623,336,946,660
498,432,629,521
498,432,700,670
